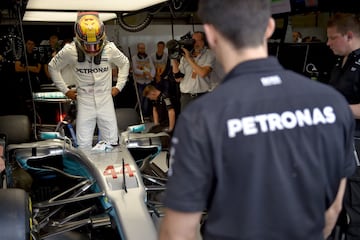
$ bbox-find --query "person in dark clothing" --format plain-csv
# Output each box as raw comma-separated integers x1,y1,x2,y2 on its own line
14,38,42,119
15,38,42,96
143,84,175,134
327,13,360,137
159,1,356,240
327,13,360,240
42,34,62,84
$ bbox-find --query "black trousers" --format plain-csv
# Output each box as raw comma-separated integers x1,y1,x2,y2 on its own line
180,92,207,112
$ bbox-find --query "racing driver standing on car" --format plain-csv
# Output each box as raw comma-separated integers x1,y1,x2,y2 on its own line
49,12,130,149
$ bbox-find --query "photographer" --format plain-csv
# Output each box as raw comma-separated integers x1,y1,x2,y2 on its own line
171,31,216,111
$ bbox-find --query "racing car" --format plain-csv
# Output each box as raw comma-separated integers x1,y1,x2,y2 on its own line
0,114,169,240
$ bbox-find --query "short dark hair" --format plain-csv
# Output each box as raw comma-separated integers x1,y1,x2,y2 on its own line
25,37,35,42
293,31,302,38
327,13,360,37
25,38,36,45
157,41,165,46
193,31,208,47
197,0,270,49
49,34,59,39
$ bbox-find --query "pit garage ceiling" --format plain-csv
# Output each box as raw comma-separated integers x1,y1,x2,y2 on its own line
0,0,199,25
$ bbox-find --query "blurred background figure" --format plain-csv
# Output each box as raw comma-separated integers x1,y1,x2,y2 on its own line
42,34,62,84
151,41,171,95
14,38,42,121
292,31,302,43
132,42,155,119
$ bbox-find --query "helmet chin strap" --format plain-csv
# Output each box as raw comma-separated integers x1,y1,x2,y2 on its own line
76,43,85,63
93,51,102,65
75,42,105,65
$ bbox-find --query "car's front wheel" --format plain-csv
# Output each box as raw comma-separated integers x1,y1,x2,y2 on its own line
0,188,31,240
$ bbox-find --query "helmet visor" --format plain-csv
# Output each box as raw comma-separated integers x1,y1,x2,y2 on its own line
82,41,103,54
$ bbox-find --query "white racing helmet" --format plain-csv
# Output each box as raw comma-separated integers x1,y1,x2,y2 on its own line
74,12,106,56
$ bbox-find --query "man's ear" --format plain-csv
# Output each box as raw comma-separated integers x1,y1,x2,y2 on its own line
203,24,217,49
346,31,354,41
265,17,276,40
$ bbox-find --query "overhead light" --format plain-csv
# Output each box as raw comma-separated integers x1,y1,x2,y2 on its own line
23,11,117,22
271,0,291,14
26,0,168,11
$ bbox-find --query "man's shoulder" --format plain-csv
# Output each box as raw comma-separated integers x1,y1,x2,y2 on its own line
104,41,118,50
284,71,349,101
201,48,216,65
132,54,140,61
63,41,76,49
204,48,215,57
58,42,76,55
49,43,77,64
351,48,360,58
278,71,352,115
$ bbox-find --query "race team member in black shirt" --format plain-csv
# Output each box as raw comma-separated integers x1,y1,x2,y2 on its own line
15,38,42,96
327,13,360,239
143,84,175,134
14,38,42,120
159,1,356,240
327,13,360,137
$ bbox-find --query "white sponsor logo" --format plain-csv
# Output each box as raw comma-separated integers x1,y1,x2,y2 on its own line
227,106,336,138
167,137,179,177
260,75,282,86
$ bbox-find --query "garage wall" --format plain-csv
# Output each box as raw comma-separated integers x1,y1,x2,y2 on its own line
105,23,204,59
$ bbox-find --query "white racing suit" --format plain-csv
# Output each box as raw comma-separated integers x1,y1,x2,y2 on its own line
48,41,130,149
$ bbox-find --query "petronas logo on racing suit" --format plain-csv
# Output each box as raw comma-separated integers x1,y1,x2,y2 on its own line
76,66,109,74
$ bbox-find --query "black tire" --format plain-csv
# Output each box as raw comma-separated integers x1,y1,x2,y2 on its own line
0,188,31,240
117,12,153,32
0,115,31,144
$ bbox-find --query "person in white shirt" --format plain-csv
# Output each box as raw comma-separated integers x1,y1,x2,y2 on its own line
132,42,155,118
171,31,216,111
49,12,130,149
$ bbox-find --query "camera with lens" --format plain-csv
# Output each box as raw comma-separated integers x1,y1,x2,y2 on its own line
166,32,195,59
